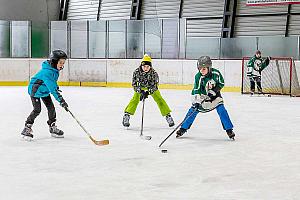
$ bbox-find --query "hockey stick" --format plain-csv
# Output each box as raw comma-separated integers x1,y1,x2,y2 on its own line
159,108,198,147
158,96,208,147
140,98,152,140
68,109,109,146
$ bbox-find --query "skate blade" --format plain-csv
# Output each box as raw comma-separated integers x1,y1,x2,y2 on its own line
21,135,33,141
141,135,152,140
169,123,175,127
51,134,64,138
122,123,130,128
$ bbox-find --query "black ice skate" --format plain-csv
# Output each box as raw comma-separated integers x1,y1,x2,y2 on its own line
49,122,64,138
166,114,175,127
21,124,33,141
122,113,130,127
176,128,187,138
226,129,235,140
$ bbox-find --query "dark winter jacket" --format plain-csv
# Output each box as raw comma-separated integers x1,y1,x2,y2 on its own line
28,60,63,103
132,66,159,94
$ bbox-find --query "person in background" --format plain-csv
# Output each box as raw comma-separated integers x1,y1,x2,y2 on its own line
247,50,271,95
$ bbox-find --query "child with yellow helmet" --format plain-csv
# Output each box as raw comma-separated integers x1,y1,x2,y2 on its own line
122,54,175,128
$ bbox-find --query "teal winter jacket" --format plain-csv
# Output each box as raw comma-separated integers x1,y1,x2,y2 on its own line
28,60,63,103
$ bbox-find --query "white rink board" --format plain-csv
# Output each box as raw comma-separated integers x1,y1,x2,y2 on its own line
154,60,183,84
224,60,242,87
29,59,70,82
68,59,106,82
106,59,140,83
1,59,300,88
0,59,29,81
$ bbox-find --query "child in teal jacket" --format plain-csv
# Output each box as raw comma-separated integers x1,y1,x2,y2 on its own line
21,50,69,140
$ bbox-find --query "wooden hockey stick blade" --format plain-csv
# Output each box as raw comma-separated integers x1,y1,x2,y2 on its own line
89,136,109,146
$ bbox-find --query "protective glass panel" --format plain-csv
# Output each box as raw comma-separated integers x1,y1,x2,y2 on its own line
220,37,257,59
179,18,186,59
31,21,49,58
0,20,10,57
11,21,30,58
127,20,144,59
89,21,107,58
70,21,88,58
186,37,220,59
50,21,68,54
145,19,161,58
108,20,125,58
258,36,298,59
162,19,179,59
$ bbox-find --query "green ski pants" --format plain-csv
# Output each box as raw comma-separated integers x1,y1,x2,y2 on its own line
124,90,171,116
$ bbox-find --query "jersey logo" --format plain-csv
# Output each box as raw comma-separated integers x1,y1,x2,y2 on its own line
254,59,262,71
206,79,216,92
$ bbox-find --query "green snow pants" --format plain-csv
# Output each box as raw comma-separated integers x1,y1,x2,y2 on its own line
124,90,171,116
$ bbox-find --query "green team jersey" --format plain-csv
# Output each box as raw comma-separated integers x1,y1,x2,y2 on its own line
247,56,270,78
192,68,224,98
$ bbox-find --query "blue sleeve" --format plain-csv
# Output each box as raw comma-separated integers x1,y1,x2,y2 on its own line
43,73,63,103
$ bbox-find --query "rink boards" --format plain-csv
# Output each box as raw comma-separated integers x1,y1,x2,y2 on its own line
0,58,284,92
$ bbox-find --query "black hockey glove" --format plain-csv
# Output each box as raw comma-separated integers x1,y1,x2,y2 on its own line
60,99,69,111
57,87,62,93
140,90,149,101
193,103,201,110
207,90,217,100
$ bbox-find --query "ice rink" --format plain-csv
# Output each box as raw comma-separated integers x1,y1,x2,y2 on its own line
1,86,300,200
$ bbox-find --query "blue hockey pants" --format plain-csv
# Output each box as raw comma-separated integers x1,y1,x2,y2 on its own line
181,104,233,131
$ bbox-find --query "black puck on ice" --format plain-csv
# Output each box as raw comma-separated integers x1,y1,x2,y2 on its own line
161,149,168,153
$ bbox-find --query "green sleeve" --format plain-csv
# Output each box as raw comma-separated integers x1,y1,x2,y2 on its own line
215,71,224,91
247,57,255,68
210,69,224,93
246,57,255,76
191,73,200,95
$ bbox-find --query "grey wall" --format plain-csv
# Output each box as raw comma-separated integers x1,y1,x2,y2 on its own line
0,0,59,22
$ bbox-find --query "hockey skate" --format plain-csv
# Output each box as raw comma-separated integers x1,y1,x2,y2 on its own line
176,128,187,138
165,114,175,127
49,122,64,138
122,113,130,127
21,124,33,141
226,129,235,140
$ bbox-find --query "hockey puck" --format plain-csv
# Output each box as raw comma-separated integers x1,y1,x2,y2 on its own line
161,149,168,153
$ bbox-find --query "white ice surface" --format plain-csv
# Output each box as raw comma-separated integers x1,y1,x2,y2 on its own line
1,86,300,200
